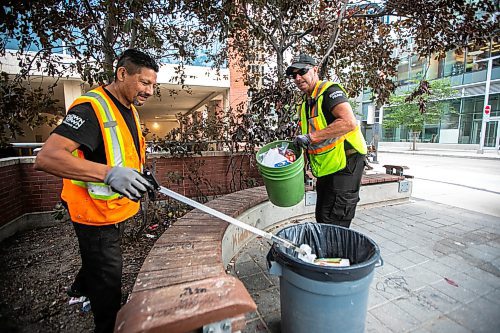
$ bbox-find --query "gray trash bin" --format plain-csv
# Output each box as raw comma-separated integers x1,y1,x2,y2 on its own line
268,222,382,333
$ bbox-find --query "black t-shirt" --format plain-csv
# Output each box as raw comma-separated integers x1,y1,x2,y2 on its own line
321,84,349,124
53,87,140,164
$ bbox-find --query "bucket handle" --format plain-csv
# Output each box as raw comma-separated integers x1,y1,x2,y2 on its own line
375,255,384,268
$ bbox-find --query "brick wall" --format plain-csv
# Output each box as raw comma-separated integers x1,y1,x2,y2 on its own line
0,154,262,228
0,161,26,224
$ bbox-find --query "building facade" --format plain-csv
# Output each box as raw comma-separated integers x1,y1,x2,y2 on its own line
361,39,500,149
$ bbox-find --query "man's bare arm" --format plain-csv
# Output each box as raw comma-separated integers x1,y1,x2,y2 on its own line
34,133,110,182
308,102,357,143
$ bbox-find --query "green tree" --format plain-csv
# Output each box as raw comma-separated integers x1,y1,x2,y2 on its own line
383,79,459,150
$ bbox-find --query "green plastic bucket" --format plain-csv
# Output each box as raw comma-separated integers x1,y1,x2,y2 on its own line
256,140,305,207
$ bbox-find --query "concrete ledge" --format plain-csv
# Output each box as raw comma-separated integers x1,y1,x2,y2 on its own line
0,211,64,243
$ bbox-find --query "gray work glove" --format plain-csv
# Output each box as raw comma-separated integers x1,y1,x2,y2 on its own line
104,166,152,201
293,134,312,149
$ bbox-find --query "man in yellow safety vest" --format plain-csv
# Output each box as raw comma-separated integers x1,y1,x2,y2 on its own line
288,54,367,228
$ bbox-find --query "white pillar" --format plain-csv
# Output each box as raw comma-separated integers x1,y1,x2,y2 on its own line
63,81,83,112
477,55,500,153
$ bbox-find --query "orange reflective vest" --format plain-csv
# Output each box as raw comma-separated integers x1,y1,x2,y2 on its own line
61,86,146,225
299,81,367,178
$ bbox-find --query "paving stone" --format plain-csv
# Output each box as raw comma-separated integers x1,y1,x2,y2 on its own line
368,288,390,309
446,297,500,333
409,327,432,333
242,318,269,333
370,301,421,332
374,274,412,301
464,243,499,262
374,260,399,277
484,287,500,305
244,309,259,321
450,271,496,297
462,266,500,290
399,249,432,265
235,259,263,278
410,245,438,260
430,278,479,305
422,259,455,278
235,252,253,264
422,316,472,333
435,254,477,273
411,286,459,315
262,310,281,333
402,265,443,289
240,272,274,293
384,252,418,270
391,295,442,323
365,311,395,332
379,240,408,254
251,287,281,317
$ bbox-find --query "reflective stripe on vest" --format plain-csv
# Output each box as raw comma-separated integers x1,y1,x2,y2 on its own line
299,81,367,177
85,90,126,167
69,151,121,200
300,81,344,155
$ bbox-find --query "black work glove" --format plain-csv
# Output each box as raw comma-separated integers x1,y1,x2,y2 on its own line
104,166,153,201
293,134,312,149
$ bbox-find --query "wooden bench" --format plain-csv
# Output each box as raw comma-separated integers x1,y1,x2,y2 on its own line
382,164,410,177
115,188,269,333
115,174,406,333
361,172,404,185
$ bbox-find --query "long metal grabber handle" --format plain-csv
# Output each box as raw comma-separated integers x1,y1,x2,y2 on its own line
143,169,306,255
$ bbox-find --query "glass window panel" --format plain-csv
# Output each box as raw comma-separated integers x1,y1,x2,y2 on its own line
444,49,464,76
491,40,500,68
397,58,410,84
409,55,425,80
465,44,488,73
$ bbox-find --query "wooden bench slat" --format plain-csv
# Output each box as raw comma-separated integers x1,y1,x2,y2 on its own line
134,265,225,292
141,250,220,272
117,276,256,333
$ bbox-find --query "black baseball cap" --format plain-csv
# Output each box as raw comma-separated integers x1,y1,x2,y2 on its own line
288,54,316,69
286,54,316,76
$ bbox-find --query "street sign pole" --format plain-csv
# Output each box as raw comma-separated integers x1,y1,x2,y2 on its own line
477,55,500,154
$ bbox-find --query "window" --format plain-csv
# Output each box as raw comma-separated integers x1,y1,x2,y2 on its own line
465,44,488,73
397,58,410,84
443,50,464,77
409,55,425,80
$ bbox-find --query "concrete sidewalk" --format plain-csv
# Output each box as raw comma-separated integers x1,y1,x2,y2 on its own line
377,142,500,160
229,199,500,333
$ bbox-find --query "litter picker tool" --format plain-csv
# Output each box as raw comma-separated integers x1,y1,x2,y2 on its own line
142,169,307,256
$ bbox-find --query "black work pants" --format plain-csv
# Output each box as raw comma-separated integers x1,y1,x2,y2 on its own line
315,153,365,228
72,222,124,333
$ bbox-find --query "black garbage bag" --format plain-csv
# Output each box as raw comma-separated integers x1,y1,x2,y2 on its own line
267,222,381,282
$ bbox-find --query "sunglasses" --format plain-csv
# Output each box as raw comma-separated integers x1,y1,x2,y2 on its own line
287,67,311,79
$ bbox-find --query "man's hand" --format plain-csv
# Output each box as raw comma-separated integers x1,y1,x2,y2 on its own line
104,166,153,201
293,134,312,149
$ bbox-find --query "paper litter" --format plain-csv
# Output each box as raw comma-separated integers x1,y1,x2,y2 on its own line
298,244,317,263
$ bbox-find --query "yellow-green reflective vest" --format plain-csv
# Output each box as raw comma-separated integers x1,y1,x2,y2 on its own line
299,81,367,178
